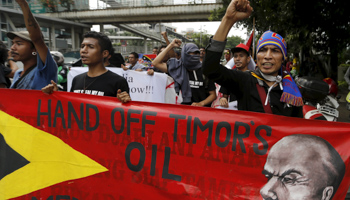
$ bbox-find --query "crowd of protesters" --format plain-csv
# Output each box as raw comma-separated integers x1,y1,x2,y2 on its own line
2,0,342,119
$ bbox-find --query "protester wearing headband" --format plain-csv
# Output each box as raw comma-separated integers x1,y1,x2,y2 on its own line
202,0,303,117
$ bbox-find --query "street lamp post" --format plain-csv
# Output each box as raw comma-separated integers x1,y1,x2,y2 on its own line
199,25,206,47
200,26,202,46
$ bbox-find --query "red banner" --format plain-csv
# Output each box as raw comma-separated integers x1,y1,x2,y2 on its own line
1,89,350,200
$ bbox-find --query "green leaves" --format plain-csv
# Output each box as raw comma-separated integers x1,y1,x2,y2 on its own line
210,0,350,80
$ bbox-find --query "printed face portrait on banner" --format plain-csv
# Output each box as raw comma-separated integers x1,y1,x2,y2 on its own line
260,134,345,200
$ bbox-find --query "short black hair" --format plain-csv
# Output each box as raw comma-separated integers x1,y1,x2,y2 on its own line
153,47,158,50
158,45,167,54
0,41,8,64
83,31,113,54
130,52,139,59
232,49,249,57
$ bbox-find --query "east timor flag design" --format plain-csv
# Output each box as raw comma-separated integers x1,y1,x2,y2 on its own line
0,110,108,199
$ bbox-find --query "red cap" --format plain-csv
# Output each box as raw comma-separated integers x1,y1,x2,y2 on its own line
231,43,250,55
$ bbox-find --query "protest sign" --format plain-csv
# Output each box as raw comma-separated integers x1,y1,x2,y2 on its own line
68,67,169,103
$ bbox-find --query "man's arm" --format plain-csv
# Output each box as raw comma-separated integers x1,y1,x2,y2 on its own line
152,39,182,73
16,0,48,64
161,32,176,58
213,0,252,42
202,0,252,88
191,90,217,107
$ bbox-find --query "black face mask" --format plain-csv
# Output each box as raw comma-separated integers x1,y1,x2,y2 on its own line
185,54,200,68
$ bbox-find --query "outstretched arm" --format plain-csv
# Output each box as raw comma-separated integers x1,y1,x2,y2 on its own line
161,31,176,58
16,0,48,64
213,0,253,42
203,0,252,87
152,39,182,73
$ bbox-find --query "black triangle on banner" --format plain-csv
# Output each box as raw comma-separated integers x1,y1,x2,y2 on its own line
0,133,30,180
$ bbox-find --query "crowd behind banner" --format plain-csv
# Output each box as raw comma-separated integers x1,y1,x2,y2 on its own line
1,89,350,200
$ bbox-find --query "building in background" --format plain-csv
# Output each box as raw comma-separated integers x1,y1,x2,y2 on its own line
0,1,90,52
101,0,174,7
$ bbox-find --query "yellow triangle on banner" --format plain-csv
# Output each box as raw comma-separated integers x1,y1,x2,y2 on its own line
0,110,108,199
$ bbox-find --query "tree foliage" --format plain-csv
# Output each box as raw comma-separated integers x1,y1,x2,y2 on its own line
210,0,350,80
186,32,211,48
226,35,244,49
187,31,244,50
41,0,74,12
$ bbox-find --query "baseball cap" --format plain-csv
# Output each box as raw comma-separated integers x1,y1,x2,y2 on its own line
231,43,250,55
7,31,32,42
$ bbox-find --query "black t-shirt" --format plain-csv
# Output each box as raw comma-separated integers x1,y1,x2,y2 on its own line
70,70,129,97
183,68,215,106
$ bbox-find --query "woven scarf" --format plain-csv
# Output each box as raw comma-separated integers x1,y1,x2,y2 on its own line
252,69,304,107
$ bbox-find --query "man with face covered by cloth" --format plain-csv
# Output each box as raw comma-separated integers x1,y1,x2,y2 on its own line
202,0,303,117
152,39,216,106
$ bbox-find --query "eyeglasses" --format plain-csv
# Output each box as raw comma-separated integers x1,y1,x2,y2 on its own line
128,57,135,59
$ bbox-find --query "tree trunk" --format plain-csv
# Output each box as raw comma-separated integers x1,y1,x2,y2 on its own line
329,39,339,82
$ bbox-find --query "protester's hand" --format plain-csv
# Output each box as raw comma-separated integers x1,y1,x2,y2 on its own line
161,31,167,37
191,102,205,107
15,0,26,4
117,89,131,103
135,68,142,72
170,39,182,48
147,69,154,76
219,97,229,108
225,0,253,22
42,80,58,94
121,64,129,71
